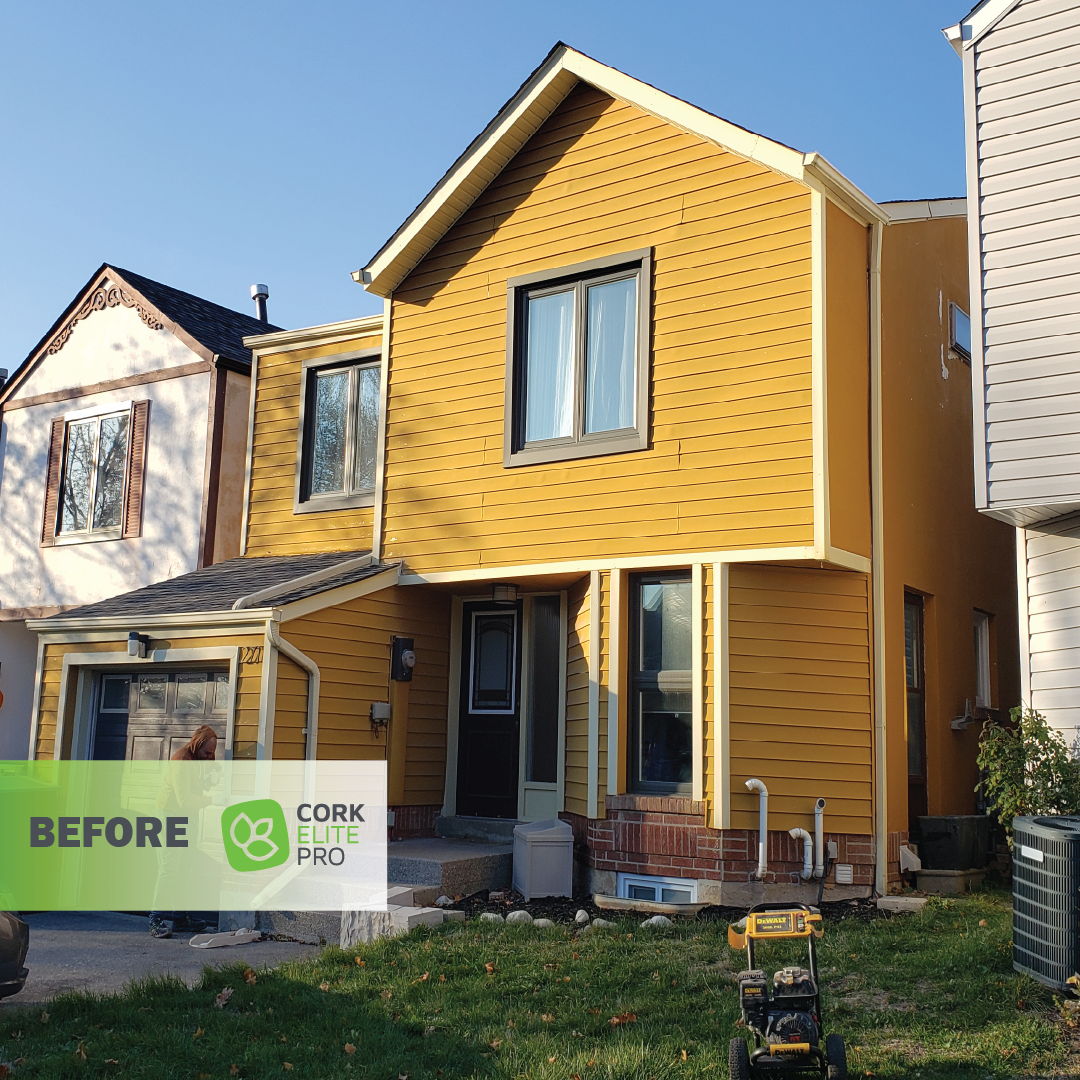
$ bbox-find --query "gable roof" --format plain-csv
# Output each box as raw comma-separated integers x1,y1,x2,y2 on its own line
0,264,283,408
39,551,383,622
943,0,1024,52
356,43,885,298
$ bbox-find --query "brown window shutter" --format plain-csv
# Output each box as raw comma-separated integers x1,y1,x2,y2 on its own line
40,417,66,547
123,400,150,538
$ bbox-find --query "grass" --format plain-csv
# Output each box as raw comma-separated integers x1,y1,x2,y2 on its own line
0,891,1069,1079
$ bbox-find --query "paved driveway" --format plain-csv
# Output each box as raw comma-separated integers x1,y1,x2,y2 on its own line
0,912,322,1010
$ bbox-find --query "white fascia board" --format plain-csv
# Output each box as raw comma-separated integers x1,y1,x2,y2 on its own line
25,610,273,635
242,315,384,353
880,199,966,222
946,0,1024,52
359,45,886,296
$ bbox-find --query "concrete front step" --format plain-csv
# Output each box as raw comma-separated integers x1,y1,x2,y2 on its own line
436,815,519,842
388,836,513,897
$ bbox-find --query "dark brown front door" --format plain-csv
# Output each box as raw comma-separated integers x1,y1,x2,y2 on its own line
455,602,522,818
91,671,229,760
904,594,928,834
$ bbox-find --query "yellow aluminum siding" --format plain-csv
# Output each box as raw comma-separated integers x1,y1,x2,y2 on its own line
383,84,814,574
727,565,872,834
34,635,265,760
278,586,450,803
246,334,382,557
564,575,591,816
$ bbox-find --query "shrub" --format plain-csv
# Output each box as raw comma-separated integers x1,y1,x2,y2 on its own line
977,706,1080,837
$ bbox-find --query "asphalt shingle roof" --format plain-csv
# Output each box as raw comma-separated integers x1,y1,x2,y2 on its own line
50,552,382,620
113,266,283,367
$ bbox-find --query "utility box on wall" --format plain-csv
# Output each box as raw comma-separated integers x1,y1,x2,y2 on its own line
513,818,573,901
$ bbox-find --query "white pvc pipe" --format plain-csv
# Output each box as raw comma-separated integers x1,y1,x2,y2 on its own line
789,828,813,880
814,798,827,878
746,779,768,879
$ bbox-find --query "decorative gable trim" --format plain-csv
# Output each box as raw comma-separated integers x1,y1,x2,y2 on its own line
46,282,164,357
356,43,885,298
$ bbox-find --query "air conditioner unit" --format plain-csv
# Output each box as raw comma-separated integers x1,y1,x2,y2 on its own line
1013,816,1080,991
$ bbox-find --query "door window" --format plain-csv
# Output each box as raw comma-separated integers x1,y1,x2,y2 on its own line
630,574,693,793
525,595,562,784
905,593,928,826
470,612,518,713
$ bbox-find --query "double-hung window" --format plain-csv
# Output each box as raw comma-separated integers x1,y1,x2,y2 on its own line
42,399,150,546
505,249,651,466
295,351,381,513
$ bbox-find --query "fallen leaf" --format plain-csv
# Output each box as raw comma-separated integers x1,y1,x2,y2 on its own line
489,1038,503,1049
979,919,987,927
280,1035,287,1043
398,1074,409,1080
548,1055,557,1064
541,1013,554,1022
588,1008,601,1015
355,958,366,967
484,962,495,974
319,982,330,992
544,963,556,970
243,968,257,985
424,1026,436,1036
284,1064,293,1071
609,1012,637,1027
681,1049,688,1061
438,974,446,982
411,972,429,985
380,990,392,1001
573,952,579,960
571,1074,582,1080
344,1043,356,1055
587,1060,595,1067
231,1066,240,1076
563,976,571,982
215,987,234,1009
40,1011,49,1025
75,1041,87,1061
194,1028,205,1039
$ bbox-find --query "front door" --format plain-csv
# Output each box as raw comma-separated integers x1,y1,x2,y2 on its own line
904,594,928,834
455,602,522,818
91,670,230,760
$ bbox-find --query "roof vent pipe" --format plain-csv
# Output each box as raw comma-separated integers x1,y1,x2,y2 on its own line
789,828,813,880
745,778,768,880
814,798,827,879
251,284,269,323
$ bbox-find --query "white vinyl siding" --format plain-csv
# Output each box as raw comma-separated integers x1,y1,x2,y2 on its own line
1025,518,1080,742
973,0,1080,516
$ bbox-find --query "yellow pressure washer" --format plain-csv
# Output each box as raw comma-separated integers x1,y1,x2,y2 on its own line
727,904,846,1079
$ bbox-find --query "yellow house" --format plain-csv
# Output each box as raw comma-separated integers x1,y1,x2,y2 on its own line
27,47,1018,899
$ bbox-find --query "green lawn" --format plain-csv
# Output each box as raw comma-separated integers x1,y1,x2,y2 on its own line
0,892,1069,1079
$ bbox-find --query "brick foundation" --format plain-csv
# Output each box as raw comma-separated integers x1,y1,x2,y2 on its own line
388,804,440,841
886,830,910,892
562,796,876,888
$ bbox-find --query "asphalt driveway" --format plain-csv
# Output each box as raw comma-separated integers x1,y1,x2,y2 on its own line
0,912,321,1010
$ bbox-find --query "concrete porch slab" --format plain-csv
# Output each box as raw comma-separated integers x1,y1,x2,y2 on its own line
388,837,513,897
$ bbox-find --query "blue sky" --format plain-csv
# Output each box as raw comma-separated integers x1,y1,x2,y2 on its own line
1,1,968,361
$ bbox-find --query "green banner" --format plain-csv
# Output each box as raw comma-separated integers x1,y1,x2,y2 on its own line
0,760,387,911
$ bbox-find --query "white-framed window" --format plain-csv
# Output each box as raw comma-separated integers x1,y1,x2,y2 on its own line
504,249,651,467
974,610,991,708
57,404,130,540
617,872,697,905
950,302,971,362
294,351,381,513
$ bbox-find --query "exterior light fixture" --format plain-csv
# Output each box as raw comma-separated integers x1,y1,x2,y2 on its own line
127,632,151,658
491,582,518,604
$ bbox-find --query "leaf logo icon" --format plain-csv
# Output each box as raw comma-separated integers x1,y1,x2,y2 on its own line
229,812,280,862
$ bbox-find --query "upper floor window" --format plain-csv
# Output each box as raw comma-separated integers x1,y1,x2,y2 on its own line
295,352,381,514
950,302,971,362
41,400,149,547
504,250,651,467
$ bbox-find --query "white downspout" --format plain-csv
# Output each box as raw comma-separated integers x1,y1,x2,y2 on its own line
268,620,321,761
814,798,827,879
789,828,813,880
746,778,768,879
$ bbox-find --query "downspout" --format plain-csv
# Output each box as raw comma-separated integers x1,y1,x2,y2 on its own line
870,218,887,897
814,798,827,879
268,619,320,761
746,778,768,879
789,827,813,880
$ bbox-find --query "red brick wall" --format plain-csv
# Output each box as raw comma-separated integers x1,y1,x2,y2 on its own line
564,796,875,887
388,804,440,841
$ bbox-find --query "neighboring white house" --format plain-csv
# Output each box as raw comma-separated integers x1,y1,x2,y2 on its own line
946,0,1080,743
0,265,278,758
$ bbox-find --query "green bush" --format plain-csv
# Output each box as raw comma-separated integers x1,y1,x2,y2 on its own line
977,706,1080,837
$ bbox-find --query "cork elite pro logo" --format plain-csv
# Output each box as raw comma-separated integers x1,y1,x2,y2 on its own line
220,799,290,871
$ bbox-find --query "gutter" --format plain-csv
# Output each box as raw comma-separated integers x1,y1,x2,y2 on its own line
267,619,321,761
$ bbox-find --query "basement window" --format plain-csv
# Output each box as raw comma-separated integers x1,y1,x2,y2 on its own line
617,873,697,905
295,350,381,514
950,302,971,362
504,250,651,467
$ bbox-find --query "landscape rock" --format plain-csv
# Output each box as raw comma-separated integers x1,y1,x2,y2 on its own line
574,909,591,926
590,917,616,929
506,910,533,925
532,918,555,928
479,912,505,924
640,915,674,929
445,910,466,922
434,895,453,908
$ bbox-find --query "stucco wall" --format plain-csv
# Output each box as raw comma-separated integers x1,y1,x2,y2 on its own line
0,620,36,759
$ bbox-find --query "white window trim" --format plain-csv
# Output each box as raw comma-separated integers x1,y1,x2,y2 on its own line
617,872,697,903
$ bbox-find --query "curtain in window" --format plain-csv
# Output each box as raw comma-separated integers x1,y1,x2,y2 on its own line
585,276,636,434
525,289,574,442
